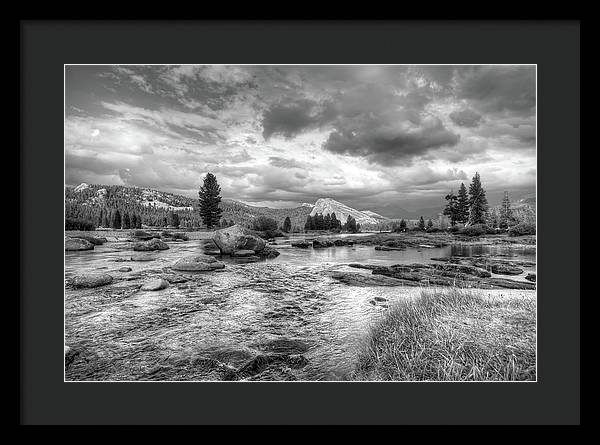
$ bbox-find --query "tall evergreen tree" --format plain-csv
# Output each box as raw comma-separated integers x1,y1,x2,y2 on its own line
111,209,122,229
324,213,332,231
418,216,425,230
169,211,180,228
443,190,459,225
123,212,131,229
98,208,104,227
330,213,340,231
283,216,292,233
499,191,513,229
468,172,489,225
345,215,357,233
198,172,223,229
456,183,469,224
304,215,313,231
135,214,143,229
427,219,434,229
399,219,407,231
131,213,137,229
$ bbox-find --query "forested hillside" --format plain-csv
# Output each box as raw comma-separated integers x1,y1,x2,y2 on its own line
65,183,312,230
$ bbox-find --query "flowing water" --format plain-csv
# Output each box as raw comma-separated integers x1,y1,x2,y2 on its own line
64,235,536,381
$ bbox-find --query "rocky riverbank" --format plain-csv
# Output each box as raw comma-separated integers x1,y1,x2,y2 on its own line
329,257,536,290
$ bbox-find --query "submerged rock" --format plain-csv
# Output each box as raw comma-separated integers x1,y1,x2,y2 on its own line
255,246,281,259
65,238,95,251
489,263,524,275
374,245,405,251
313,238,334,248
329,271,418,287
133,239,169,251
291,240,311,248
212,225,266,255
70,273,113,288
232,249,256,257
224,353,309,381
140,278,169,291
172,254,225,271
118,266,132,272
525,273,536,282
72,235,107,245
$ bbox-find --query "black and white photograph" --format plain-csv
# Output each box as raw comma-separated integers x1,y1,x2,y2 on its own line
63,64,537,382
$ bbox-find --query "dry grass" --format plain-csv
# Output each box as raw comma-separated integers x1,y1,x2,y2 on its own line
352,288,536,381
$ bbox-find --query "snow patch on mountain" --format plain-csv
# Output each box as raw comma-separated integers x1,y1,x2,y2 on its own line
73,183,90,192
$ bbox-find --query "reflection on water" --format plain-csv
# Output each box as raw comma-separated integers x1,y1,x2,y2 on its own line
65,238,536,381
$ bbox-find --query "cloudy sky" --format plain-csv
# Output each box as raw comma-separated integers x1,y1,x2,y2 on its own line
65,65,536,217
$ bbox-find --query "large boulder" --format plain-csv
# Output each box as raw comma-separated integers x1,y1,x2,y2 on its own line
212,225,266,255
65,238,95,251
133,238,169,251
172,254,225,271
70,273,113,288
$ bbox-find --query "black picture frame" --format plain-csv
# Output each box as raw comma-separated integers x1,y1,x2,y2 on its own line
20,20,580,425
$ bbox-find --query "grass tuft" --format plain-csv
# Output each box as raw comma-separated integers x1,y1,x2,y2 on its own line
352,288,536,381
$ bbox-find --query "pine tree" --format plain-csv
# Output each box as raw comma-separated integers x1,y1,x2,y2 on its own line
418,216,425,230
427,219,434,229
345,215,357,233
304,215,313,231
468,172,489,225
131,213,137,229
198,172,223,229
283,216,292,233
123,212,131,229
169,211,180,228
456,183,469,224
111,209,122,229
135,214,142,229
98,208,104,227
324,214,331,231
399,219,407,231
499,191,513,229
330,212,340,231
443,190,459,225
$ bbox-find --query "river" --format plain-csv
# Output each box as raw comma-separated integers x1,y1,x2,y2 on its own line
64,234,536,381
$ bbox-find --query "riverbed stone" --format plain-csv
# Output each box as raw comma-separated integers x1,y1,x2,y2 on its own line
291,240,311,248
313,238,334,248
255,246,281,259
232,249,256,257
133,238,169,251
71,273,114,288
489,263,524,275
525,273,536,282
118,266,132,272
140,278,169,291
172,254,225,271
65,238,95,251
212,225,266,255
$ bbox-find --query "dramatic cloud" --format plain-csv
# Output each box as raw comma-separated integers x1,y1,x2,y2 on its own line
449,109,483,127
65,65,536,217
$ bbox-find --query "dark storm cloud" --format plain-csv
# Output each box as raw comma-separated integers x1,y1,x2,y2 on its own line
261,99,334,140
449,109,483,127
323,116,460,166
454,65,536,114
